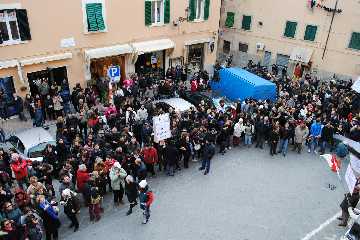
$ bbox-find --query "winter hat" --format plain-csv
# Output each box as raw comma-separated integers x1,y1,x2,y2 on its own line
113,161,121,169
125,175,134,183
139,180,147,188
11,153,19,162
62,188,77,198
78,164,87,171
95,157,103,164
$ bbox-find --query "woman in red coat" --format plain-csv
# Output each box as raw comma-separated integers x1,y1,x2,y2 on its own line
76,164,90,192
10,153,28,189
142,144,158,176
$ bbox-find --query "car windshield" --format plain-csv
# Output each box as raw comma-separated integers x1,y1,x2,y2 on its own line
28,141,56,159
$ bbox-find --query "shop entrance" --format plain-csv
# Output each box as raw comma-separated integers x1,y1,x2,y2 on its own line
187,43,204,77
0,76,17,117
27,66,69,97
135,50,165,81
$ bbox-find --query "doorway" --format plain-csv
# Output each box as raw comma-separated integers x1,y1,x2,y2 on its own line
27,66,69,97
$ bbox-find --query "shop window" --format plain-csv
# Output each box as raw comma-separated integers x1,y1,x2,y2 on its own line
225,12,235,28
304,25,317,41
241,15,251,31
188,0,210,21
223,40,231,54
349,32,360,51
284,21,297,38
0,9,31,45
83,0,106,33
239,42,248,52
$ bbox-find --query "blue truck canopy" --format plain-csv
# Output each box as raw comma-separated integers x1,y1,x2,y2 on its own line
211,67,277,102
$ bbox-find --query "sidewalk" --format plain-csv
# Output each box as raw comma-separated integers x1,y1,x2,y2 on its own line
0,114,56,137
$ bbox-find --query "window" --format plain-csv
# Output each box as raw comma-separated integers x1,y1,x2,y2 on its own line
304,25,317,41
0,9,31,45
241,15,252,31
225,12,235,28
152,0,163,24
349,32,360,50
284,21,297,38
223,40,231,54
188,0,210,21
83,0,106,33
145,0,170,26
239,42,248,52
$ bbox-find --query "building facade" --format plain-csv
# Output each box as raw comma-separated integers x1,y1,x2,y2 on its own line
0,0,221,99
218,0,360,80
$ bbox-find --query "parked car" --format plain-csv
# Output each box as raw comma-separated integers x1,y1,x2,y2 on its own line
179,91,215,109
5,127,56,162
180,91,235,111
153,98,196,113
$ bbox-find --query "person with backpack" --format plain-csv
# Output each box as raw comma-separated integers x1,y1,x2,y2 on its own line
138,180,154,224
60,188,80,232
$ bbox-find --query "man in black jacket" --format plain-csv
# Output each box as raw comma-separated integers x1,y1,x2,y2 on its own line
198,138,215,175
320,122,334,154
255,116,265,149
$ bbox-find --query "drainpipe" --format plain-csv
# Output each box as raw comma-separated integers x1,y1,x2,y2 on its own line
322,0,339,60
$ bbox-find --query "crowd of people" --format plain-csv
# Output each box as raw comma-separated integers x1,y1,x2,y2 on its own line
0,63,359,239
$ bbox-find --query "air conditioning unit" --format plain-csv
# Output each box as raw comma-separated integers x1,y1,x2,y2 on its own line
256,43,265,51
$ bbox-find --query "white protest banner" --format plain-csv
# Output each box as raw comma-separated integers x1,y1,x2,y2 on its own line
345,164,357,194
153,113,171,142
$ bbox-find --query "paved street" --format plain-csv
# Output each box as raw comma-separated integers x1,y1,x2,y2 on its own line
52,145,348,240
0,117,351,240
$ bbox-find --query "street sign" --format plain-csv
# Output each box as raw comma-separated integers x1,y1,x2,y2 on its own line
107,66,121,83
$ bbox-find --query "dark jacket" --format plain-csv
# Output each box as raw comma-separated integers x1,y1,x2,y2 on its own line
164,145,178,165
125,181,138,203
202,143,215,160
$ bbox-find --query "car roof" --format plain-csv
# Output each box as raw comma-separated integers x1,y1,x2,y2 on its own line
154,98,196,112
14,127,55,150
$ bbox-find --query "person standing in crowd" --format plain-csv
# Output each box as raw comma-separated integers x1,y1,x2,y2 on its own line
142,143,158,175
269,126,279,156
44,94,55,121
233,118,245,147
179,134,191,169
60,188,80,232
320,121,335,154
109,162,127,206
125,175,138,216
293,122,309,154
76,164,90,204
198,138,215,175
164,141,178,176
138,180,154,224
308,118,323,154
10,153,29,189
278,122,291,157
53,93,63,118
243,120,254,148
13,93,26,121
338,187,360,227
37,195,61,240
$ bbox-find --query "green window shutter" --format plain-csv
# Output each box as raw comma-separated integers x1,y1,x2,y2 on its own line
145,1,152,26
86,3,99,32
304,25,317,41
225,12,235,28
164,0,170,24
94,3,105,31
188,0,196,21
241,15,251,30
204,0,210,20
284,21,297,38
349,32,360,50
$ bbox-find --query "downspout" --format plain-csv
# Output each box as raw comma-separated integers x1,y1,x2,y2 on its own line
322,0,339,60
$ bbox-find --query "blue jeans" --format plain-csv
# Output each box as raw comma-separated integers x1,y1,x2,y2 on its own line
167,165,174,176
279,139,289,156
309,136,319,153
201,158,211,173
244,135,252,145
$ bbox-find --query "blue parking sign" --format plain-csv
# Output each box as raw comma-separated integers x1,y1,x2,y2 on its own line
107,66,121,82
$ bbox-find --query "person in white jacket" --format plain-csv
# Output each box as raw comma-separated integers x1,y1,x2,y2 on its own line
233,118,245,146
136,105,148,122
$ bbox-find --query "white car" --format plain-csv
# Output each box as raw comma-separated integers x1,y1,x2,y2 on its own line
153,98,196,113
6,127,56,162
